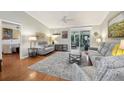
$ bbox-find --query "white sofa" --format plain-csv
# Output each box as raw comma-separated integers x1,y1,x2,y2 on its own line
72,40,124,81
72,55,124,81
37,41,55,55
88,40,120,66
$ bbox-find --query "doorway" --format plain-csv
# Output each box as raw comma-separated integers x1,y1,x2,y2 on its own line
71,31,90,51
1,20,21,59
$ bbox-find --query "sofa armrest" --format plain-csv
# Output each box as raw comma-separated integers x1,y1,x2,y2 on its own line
89,47,98,51
71,63,91,81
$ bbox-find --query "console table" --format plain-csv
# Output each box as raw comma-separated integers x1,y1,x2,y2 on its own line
55,44,68,51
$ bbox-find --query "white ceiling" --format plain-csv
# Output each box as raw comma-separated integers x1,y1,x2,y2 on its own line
26,11,109,29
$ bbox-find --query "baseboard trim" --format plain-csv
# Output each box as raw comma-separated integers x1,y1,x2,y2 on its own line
20,55,29,60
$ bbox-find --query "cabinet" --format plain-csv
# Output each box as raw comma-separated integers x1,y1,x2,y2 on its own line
55,44,68,51
28,48,38,57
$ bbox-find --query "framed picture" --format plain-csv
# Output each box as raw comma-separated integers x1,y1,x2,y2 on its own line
108,12,124,38
62,31,68,39
2,28,13,39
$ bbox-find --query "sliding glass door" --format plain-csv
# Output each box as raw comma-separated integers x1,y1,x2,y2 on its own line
71,32,80,50
71,31,90,51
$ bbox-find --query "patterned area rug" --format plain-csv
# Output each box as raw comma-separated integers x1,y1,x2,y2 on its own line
29,52,87,80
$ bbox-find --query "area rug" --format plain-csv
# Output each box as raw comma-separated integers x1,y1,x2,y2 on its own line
29,52,88,80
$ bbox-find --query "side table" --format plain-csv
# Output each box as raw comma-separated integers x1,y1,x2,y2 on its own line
28,48,38,57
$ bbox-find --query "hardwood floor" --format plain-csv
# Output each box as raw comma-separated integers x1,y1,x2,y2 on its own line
0,53,65,81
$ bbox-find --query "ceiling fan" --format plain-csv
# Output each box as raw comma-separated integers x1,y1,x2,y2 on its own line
62,16,73,23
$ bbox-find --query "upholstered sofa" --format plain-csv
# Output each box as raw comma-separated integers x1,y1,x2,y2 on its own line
71,40,124,81
88,40,120,66
37,41,55,55
72,55,124,81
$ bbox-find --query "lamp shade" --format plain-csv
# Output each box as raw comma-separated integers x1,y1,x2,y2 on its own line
96,38,101,43
120,40,124,49
29,36,37,41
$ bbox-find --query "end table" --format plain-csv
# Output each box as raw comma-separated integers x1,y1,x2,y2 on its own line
28,48,38,57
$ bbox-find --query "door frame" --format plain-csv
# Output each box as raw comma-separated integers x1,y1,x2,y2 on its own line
0,19,22,60
69,27,92,51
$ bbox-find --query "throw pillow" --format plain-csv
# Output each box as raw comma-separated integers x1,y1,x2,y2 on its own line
112,44,124,56
100,43,110,56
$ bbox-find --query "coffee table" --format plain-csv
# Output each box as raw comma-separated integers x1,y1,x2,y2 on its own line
69,50,81,65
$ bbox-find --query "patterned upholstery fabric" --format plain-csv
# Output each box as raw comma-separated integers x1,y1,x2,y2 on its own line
114,68,124,81
88,41,121,67
97,42,105,53
100,55,124,68
90,56,103,67
93,55,124,80
105,43,116,56
71,63,91,81
93,61,108,80
81,66,96,80
100,43,111,56
101,69,119,81
84,40,124,81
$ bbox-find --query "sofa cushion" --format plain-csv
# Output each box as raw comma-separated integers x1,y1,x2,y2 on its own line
99,43,111,56
93,55,124,80
100,56,124,68
102,67,124,81
88,50,102,56
101,69,119,81
90,56,103,66
97,42,105,52
93,61,108,81
71,63,91,81
105,43,116,56
82,66,96,80
114,68,124,81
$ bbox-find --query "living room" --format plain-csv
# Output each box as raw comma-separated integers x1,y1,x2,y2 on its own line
0,11,124,81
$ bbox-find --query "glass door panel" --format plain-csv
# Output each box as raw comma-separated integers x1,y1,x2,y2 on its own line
80,31,90,51
71,31,90,51
71,32,80,50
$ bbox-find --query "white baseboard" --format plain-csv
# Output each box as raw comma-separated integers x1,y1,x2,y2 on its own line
20,55,29,60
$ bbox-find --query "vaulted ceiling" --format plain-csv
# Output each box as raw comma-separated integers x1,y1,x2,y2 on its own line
26,11,109,29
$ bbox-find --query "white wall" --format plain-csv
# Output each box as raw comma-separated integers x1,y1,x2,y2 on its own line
50,12,121,49
51,26,100,50
51,28,70,50
99,11,121,42
90,25,102,47
0,11,50,59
